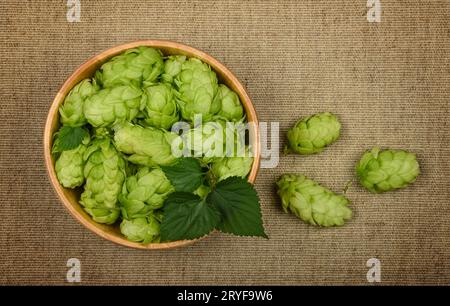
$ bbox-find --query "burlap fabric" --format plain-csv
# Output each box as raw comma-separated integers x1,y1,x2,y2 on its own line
0,0,449,285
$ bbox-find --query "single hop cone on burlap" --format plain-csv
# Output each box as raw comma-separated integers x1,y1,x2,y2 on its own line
356,147,420,193
276,174,352,227
285,112,341,155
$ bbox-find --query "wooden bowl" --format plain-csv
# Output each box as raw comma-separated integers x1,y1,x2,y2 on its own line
44,40,260,249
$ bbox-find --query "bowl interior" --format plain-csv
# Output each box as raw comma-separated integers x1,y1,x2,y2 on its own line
44,40,260,249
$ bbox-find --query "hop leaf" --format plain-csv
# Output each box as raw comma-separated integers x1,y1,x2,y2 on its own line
161,158,204,193
52,126,90,153
207,177,267,238
160,192,220,242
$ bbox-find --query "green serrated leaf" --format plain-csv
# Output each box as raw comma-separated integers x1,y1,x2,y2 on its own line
53,126,89,152
161,158,204,192
160,192,220,242
207,177,267,238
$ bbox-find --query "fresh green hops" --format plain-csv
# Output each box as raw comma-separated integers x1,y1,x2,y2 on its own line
119,167,174,219
213,84,244,122
142,83,179,129
59,79,99,127
285,112,341,155
210,147,253,181
182,121,226,162
174,58,220,122
356,147,420,193
276,174,352,227
54,129,90,188
96,46,164,88
55,143,88,188
120,214,161,243
161,55,186,84
83,85,144,127
80,139,126,224
114,123,178,166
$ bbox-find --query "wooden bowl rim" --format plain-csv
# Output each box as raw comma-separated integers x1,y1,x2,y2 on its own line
44,40,260,250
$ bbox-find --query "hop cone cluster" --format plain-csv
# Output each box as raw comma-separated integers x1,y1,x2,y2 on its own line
80,139,126,224
285,112,341,155
119,167,174,219
53,47,255,244
276,174,352,227
356,147,420,193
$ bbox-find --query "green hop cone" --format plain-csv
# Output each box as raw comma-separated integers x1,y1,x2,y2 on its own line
285,112,341,155
142,83,179,130
210,147,253,181
182,121,227,163
80,139,126,224
59,79,99,127
55,135,90,188
174,58,219,122
356,147,420,193
119,167,174,219
114,123,178,166
193,185,211,199
84,85,145,127
213,84,244,122
120,214,161,244
96,46,163,88
161,55,186,84
276,174,352,227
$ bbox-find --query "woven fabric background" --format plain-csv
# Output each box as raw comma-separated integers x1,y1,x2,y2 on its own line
0,0,449,285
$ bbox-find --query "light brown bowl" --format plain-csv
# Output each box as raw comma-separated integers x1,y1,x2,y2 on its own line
44,40,260,249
